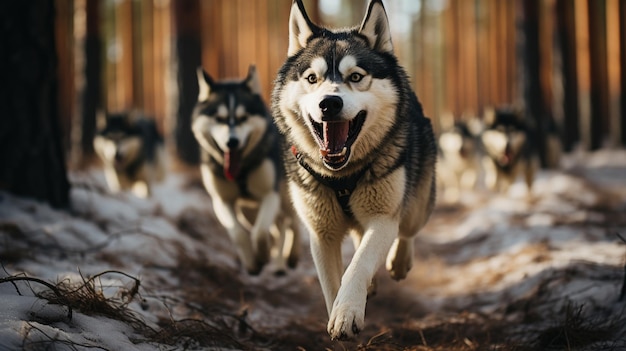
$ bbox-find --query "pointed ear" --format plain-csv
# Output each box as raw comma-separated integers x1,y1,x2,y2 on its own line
244,65,263,95
288,0,318,57
196,67,213,102
359,0,393,53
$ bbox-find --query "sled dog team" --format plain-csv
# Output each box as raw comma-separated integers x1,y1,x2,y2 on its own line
95,0,549,340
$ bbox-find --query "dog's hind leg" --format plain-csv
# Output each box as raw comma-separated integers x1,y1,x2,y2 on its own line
283,216,301,269
386,236,414,281
269,215,300,275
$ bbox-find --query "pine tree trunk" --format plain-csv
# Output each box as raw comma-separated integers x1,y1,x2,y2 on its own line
554,0,580,152
516,0,547,166
0,1,70,208
171,0,201,165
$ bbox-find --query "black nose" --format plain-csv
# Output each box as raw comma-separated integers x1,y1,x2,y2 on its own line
227,137,239,150
319,96,343,120
114,151,123,162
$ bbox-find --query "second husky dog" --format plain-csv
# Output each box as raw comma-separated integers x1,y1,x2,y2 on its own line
192,65,300,275
93,112,164,198
272,0,437,340
480,107,539,194
437,113,482,202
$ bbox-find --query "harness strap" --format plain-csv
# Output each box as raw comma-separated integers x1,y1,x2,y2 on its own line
291,146,368,217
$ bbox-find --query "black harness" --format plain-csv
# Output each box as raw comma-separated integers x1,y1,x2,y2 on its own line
291,147,369,217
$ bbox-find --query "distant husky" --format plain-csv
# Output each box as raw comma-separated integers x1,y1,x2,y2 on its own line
272,0,436,340
437,113,482,202
93,112,164,198
480,107,539,194
192,65,300,275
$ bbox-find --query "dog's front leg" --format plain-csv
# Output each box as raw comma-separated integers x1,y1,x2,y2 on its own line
250,191,280,270
310,233,344,315
328,217,398,340
211,197,260,274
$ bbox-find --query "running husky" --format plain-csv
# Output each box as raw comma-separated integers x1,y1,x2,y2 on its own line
272,0,437,340
192,65,300,275
480,107,539,194
437,113,482,202
93,112,164,198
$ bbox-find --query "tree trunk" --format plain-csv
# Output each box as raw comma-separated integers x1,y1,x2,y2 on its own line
0,0,70,208
554,0,580,152
587,0,609,150
619,0,626,146
516,0,548,166
72,0,102,167
171,0,201,165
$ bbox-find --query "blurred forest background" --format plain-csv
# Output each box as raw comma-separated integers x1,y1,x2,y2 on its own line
1,0,626,207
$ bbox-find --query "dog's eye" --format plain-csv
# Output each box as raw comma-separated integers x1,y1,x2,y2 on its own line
349,73,364,83
306,74,318,84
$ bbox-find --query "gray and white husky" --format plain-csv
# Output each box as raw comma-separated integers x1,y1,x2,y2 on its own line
480,107,539,194
272,0,437,340
192,65,300,275
437,113,482,203
93,112,164,198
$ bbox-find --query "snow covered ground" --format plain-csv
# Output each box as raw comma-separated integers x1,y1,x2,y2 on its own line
1,149,625,350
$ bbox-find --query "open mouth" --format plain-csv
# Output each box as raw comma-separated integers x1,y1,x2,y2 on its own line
310,111,366,170
498,144,513,166
223,148,241,181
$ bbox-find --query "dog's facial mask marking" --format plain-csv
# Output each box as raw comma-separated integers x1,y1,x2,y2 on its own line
297,55,368,171
194,66,267,180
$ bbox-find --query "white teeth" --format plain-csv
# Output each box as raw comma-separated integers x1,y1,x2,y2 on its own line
327,147,347,157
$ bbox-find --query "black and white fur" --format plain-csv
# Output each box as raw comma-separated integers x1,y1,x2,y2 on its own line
93,112,164,198
437,113,482,202
480,107,539,194
192,65,300,275
272,0,436,340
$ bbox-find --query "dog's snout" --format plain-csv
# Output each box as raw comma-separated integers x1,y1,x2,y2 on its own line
319,96,343,120
227,137,239,150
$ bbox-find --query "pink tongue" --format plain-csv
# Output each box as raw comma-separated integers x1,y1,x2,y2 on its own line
224,150,241,181
323,121,349,155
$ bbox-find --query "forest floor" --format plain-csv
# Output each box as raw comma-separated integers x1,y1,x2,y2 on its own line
1,149,626,350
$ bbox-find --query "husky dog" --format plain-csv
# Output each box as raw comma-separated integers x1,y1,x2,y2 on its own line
480,107,539,194
437,113,482,202
192,65,300,275
271,0,436,340
93,112,164,198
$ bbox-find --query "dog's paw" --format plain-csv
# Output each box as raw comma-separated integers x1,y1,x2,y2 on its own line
254,236,271,267
327,305,364,340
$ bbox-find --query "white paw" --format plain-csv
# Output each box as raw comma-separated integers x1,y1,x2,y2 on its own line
327,295,366,340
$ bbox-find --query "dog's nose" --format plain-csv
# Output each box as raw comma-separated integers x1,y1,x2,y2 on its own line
227,137,239,150
319,95,343,120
